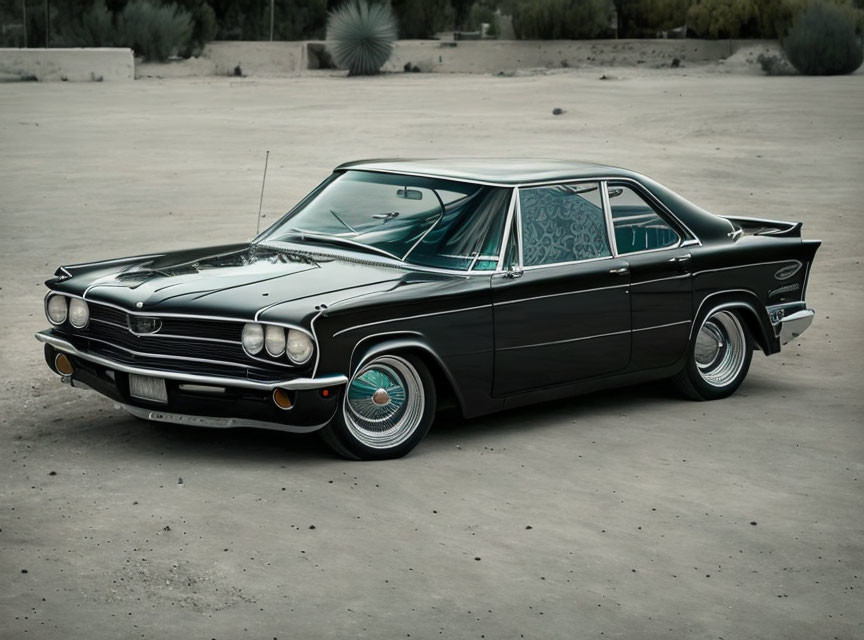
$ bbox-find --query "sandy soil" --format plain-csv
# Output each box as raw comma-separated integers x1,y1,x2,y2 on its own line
1,69,862,640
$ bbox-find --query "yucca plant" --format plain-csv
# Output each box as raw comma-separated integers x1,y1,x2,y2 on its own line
326,1,398,76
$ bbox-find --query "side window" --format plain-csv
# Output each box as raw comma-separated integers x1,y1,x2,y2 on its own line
519,183,611,267
608,185,680,253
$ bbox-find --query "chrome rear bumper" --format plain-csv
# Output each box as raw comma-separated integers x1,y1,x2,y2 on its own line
778,309,814,345
35,330,347,391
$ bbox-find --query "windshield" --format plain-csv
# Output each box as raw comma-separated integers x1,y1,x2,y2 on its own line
259,170,511,271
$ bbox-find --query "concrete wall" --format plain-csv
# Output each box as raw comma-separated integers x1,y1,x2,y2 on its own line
0,48,134,81
137,39,772,80
383,39,756,73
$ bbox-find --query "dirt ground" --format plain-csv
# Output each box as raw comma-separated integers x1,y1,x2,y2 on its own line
1,69,862,640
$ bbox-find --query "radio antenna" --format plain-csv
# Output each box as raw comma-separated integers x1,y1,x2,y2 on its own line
256,150,270,236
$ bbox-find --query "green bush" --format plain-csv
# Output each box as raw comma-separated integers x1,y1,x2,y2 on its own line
783,1,863,74
390,0,454,39
467,1,500,36
116,0,193,62
512,0,615,39
60,0,115,47
326,0,398,76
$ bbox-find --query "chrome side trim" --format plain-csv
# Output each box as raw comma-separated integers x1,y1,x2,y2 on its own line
693,260,806,277
496,282,629,306
499,329,630,352
117,403,329,434
631,273,692,287
632,320,691,332
35,330,347,391
331,304,492,338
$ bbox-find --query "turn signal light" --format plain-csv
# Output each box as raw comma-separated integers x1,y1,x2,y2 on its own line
272,388,293,410
54,353,74,376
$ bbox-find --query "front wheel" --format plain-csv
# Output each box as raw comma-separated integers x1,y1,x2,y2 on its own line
320,353,436,460
673,309,753,401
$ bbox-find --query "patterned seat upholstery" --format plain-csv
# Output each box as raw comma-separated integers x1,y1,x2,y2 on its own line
520,187,611,266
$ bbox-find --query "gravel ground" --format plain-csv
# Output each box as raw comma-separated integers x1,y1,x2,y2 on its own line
0,70,862,640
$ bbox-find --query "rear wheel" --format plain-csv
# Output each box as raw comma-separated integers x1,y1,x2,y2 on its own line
673,309,753,401
320,353,436,460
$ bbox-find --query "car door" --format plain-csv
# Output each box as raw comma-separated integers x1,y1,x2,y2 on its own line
607,182,694,370
491,181,631,396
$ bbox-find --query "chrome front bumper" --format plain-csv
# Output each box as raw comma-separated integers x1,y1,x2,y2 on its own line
116,403,331,433
777,309,815,345
35,330,348,391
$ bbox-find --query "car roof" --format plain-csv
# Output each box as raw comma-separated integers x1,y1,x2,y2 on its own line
334,157,736,242
335,158,645,186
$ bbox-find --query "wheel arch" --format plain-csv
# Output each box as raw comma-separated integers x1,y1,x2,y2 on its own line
691,290,777,355
349,332,465,415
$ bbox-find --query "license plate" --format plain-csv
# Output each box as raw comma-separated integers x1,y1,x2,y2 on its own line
129,374,168,404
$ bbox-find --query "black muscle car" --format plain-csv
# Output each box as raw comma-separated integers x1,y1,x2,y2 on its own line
37,159,819,459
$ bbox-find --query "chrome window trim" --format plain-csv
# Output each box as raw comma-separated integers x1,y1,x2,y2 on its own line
515,187,524,270
496,188,518,272
335,170,702,245
331,304,492,338
605,181,685,255
521,255,616,272
516,181,616,270
601,180,619,257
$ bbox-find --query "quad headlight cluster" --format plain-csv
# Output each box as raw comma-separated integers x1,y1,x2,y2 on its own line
46,294,89,329
242,322,313,365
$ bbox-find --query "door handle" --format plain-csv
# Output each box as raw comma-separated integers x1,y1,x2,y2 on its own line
668,253,692,263
609,267,629,275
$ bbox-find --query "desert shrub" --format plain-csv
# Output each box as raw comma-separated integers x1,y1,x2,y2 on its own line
326,0,397,76
390,0,454,38
686,0,761,38
757,51,797,75
177,1,218,55
512,0,615,39
466,1,500,36
60,0,115,47
211,0,327,40
783,1,863,74
115,0,193,61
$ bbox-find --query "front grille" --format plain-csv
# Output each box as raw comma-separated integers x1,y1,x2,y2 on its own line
73,302,299,375
89,305,241,342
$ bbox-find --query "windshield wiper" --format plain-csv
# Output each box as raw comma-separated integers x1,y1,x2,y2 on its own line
277,230,401,261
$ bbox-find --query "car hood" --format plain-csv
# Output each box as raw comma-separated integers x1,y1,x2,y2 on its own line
50,243,411,324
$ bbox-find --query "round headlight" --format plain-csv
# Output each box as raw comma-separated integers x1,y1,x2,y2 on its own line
68,298,90,328
265,325,286,357
46,295,68,325
242,323,265,355
286,329,314,365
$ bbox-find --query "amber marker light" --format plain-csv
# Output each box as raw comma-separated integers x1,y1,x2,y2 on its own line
320,388,330,398
272,388,293,410
54,353,74,376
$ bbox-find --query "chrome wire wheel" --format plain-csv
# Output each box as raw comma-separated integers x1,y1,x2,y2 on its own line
694,310,747,388
344,355,425,449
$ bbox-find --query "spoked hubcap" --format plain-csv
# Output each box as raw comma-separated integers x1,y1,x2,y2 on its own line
344,355,425,449
694,310,746,387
